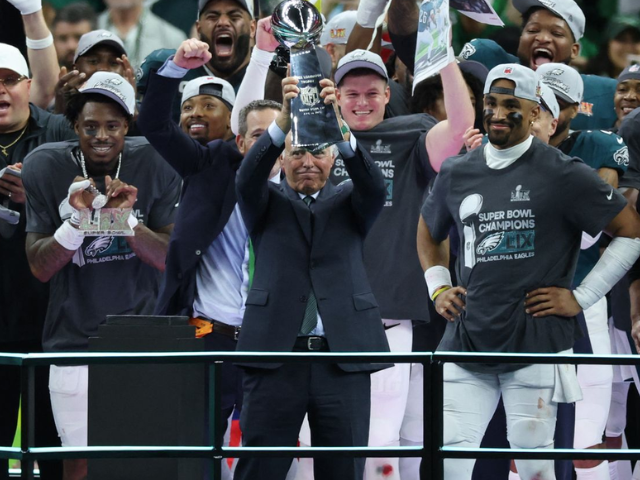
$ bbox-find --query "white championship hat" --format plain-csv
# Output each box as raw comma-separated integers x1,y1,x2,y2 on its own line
484,63,541,103
537,62,584,104
79,71,136,115
181,76,235,111
0,43,29,78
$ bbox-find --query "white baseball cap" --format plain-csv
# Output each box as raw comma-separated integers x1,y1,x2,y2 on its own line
74,30,127,64
320,11,356,46
537,62,583,104
0,43,29,78
320,11,393,49
513,0,585,42
538,83,559,119
79,72,136,115
334,49,389,86
181,76,235,111
484,63,541,104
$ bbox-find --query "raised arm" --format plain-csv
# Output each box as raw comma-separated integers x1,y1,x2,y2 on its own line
8,0,59,108
425,61,475,172
231,18,278,134
387,0,419,72
137,39,241,177
346,0,390,54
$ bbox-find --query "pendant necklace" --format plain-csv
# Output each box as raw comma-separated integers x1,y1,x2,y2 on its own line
0,125,28,157
78,150,122,209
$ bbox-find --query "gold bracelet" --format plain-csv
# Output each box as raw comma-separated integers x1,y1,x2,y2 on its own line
431,286,451,302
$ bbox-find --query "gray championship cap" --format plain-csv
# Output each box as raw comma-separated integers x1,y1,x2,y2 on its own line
537,62,583,104
79,71,136,115
74,30,127,64
334,49,389,86
0,43,29,78
320,11,393,49
198,0,253,18
181,76,235,111
320,11,357,46
512,0,585,42
538,83,559,119
484,63,541,103
618,63,640,84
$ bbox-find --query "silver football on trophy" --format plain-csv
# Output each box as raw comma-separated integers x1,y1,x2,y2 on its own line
271,0,323,49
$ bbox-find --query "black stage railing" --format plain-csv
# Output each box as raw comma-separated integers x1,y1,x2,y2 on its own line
1,351,640,479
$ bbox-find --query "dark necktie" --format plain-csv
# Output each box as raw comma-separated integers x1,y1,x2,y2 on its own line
300,195,318,335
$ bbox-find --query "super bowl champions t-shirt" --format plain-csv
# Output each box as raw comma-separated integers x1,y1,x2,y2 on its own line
557,130,628,286
421,138,626,373
330,114,438,321
22,138,181,352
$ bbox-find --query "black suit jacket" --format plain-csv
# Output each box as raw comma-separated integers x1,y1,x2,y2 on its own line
138,72,243,316
235,130,390,372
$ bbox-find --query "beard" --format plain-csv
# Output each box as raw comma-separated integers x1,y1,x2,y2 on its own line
551,116,571,141
200,31,251,76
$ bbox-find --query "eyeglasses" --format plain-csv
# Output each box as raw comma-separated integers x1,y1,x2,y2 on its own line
0,76,27,88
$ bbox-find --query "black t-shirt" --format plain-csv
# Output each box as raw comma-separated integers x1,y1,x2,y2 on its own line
618,108,640,191
421,138,627,373
22,138,181,352
331,114,437,321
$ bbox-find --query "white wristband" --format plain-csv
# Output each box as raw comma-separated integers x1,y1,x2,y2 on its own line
128,213,139,230
424,265,453,299
573,237,640,310
356,0,390,28
26,33,53,50
54,220,84,251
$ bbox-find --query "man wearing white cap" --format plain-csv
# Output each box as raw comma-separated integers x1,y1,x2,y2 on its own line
21,71,181,480
0,40,76,480
536,62,628,480
4,0,62,109
138,38,284,480
179,75,235,144
311,48,473,480
457,0,618,132
531,82,559,144
418,63,640,480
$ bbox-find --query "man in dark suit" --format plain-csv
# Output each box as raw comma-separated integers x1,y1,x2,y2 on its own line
234,74,390,480
137,38,283,480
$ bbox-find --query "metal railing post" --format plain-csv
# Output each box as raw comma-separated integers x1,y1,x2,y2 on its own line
210,361,223,480
19,365,35,480
422,356,432,480
431,359,443,480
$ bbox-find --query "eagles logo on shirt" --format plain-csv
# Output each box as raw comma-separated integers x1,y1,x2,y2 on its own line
614,146,629,167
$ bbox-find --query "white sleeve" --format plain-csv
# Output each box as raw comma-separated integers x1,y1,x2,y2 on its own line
573,237,640,310
231,48,274,135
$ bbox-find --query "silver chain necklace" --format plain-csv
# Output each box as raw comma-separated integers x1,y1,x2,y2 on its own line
78,150,122,209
